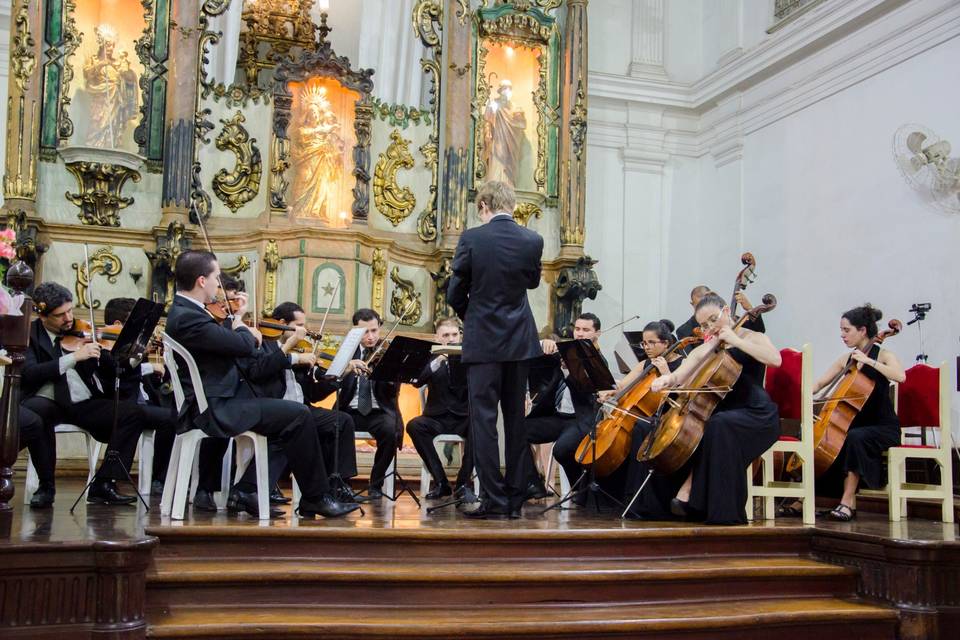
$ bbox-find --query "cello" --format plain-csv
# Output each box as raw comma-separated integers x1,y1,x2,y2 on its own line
575,334,702,477
786,318,902,476
638,294,778,475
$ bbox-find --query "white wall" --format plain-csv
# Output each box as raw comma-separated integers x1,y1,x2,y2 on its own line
586,0,960,434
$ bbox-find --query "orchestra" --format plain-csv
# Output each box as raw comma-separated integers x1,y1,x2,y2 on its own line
4,181,935,526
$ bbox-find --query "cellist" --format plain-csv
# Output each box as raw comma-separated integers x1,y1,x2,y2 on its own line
817,304,904,522
648,292,781,524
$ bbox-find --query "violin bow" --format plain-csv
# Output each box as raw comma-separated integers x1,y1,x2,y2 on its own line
82,243,99,346
364,298,416,367
190,201,236,325
311,275,342,362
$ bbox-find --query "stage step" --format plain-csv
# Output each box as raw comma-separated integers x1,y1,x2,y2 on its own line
147,597,897,639
147,556,859,607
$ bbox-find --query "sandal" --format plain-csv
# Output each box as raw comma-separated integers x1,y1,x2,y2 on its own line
776,502,803,518
826,504,856,522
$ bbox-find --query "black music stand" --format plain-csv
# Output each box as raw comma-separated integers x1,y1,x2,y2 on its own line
366,336,436,507
540,339,623,514
70,298,164,513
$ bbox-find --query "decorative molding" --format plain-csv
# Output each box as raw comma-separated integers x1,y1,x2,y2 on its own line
429,257,454,320
221,255,251,278
629,0,667,79
10,1,36,93
263,239,281,313
147,221,191,308
134,0,172,166
212,111,263,213
552,255,601,338
389,266,422,326
513,201,542,226
412,0,443,242
373,130,417,226
371,248,387,314
569,78,587,161
73,246,123,309
371,97,432,130
57,0,82,143
63,154,143,227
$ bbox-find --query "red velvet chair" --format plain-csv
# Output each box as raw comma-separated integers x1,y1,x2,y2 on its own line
747,345,815,525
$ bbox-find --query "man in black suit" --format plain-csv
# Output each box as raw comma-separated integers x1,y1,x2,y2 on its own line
20,282,149,507
406,317,475,501
675,285,710,340
447,180,544,518
316,308,401,500
164,250,357,519
238,301,360,503
103,297,177,496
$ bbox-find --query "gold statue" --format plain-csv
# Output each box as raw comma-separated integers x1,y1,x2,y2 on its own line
482,78,527,189
82,24,138,149
290,83,347,226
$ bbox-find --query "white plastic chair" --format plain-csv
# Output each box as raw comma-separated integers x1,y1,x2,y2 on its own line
159,333,271,520
419,433,481,496
24,424,101,504
747,345,816,525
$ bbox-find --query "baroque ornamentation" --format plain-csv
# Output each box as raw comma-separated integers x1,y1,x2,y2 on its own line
371,248,387,314
64,161,142,227
3,209,47,274
269,135,290,210
553,256,601,338
513,202,542,226
389,266,422,326
371,97,431,130
569,78,587,161
4,97,39,200
373,130,417,226
263,239,282,314
72,247,122,310
11,2,36,93
147,221,191,309
221,255,251,278
429,257,455,320
413,0,443,242
58,0,82,143
134,0,172,167
212,111,263,213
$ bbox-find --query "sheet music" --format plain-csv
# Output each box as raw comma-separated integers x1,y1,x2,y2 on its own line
326,327,366,378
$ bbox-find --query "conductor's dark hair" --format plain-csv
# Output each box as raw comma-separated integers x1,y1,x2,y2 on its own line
174,251,217,292
352,308,382,326
842,304,883,338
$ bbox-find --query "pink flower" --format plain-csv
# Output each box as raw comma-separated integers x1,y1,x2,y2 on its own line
0,228,15,242
0,244,15,260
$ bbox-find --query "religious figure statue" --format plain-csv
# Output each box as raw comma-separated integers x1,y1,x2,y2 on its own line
482,78,527,189
82,24,139,149
289,84,347,226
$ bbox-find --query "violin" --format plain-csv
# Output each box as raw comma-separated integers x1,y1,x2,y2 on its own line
787,319,902,476
59,319,120,352
258,319,321,341
204,294,242,322
639,294,778,475
576,333,702,477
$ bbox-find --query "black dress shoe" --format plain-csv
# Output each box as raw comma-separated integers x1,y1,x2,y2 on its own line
228,489,284,518
270,487,291,505
425,483,453,499
192,488,218,512
87,479,137,505
670,498,689,518
454,484,479,504
151,480,164,497
29,486,55,509
366,488,385,500
297,494,362,519
522,480,549,501
463,501,511,519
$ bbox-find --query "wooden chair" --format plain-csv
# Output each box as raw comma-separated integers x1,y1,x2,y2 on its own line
160,333,271,520
885,362,954,522
747,344,816,525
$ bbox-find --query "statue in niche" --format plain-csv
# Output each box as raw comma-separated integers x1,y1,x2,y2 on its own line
290,84,347,225
482,77,527,189
82,24,139,149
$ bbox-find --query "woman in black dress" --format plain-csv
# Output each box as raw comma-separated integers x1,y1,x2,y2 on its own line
816,304,904,522
649,293,782,525
615,319,688,518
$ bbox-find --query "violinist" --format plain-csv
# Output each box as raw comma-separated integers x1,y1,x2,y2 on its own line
520,313,606,503
648,292,781,524
316,308,401,500
239,301,361,505
164,250,358,519
406,317,475,501
20,282,150,507
817,304,904,522
103,297,177,496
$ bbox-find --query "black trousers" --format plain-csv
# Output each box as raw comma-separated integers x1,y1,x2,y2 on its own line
522,414,583,490
348,409,397,491
467,361,529,511
22,395,146,482
17,405,51,487
139,403,176,483
406,412,473,487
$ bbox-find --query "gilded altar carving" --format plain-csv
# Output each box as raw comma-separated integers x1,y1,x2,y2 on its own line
553,255,601,338
512,202,541,226
72,247,123,309
134,0,172,166
212,111,263,213
263,239,281,313
371,248,386,314
569,78,587,161
389,266,422,326
429,257,455,320
413,0,443,242
3,210,47,273
4,98,39,200
270,135,290,210
64,161,142,227
371,98,431,130
373,130,417,227
147,221,190,308
221,255,251,278
11,2,36,93
57,0,82,143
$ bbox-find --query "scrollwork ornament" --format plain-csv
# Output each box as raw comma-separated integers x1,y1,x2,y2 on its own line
221,255,251,279
513,202,542,226
413,0,443,242
212,111,263,213
72,247,123,309
371,248,387,314
58,0,82,142
429,257,454,319
536,0,563,10
373,130,417,226
389,266,422,326
65,161,141,227
263,239,281,313
11,2,36,93
569,79,588,161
